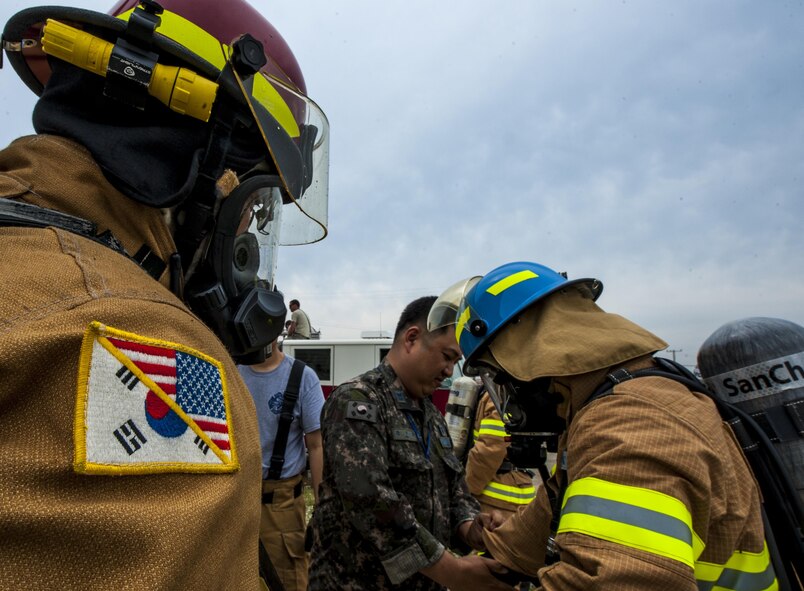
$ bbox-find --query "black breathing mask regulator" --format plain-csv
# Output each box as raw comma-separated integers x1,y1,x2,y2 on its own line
184,173,287,365
477,367,566,478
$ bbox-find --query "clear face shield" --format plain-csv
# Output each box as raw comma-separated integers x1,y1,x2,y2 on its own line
182,33,329,363
427,276,482,333
227,45,329,246
235,181,283,289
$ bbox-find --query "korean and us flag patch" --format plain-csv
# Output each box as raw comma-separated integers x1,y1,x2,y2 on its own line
74,322,239,475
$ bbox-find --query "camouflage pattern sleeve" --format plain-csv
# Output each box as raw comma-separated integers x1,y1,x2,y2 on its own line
321,385,445,585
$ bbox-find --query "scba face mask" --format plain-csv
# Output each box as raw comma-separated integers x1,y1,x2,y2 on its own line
184,174,286,364
476,366,566,469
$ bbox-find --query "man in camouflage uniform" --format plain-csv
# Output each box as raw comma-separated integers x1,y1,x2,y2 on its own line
308,296,514,591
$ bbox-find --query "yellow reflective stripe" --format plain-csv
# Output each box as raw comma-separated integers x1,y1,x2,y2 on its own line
475,418,506,438
562,477,693,527
455,307,471,344
558,477,700,568
481,481,536,504
117,9,299,137
481,418,505,428
559,512,695,567
695,542,778,591
486,270,539,296
251,76,300,137
475,428,506,437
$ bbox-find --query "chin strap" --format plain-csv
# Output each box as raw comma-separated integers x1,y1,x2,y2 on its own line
0,198,166,281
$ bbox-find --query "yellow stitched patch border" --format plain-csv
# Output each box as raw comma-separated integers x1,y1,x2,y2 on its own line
74,322,239,475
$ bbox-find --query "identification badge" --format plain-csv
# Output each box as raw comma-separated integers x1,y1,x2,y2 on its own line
74,322,239,475
392,427,418,442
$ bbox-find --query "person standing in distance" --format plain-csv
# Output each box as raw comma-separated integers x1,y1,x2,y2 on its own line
286,299,312,339
308,295,514,591
239,337,325,591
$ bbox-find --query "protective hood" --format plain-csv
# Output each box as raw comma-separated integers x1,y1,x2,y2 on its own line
486,286,668,381
32,60,264,207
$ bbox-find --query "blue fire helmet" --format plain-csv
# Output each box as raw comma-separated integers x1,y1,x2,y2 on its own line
456,261,603,368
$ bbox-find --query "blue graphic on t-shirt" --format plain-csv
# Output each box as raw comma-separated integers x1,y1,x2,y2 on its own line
268,391,284,415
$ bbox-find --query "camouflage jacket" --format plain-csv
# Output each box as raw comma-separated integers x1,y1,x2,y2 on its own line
308,361,480,590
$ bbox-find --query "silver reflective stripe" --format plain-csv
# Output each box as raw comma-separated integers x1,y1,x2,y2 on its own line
697,563,777,591
557,477,699,567
482,482,536,501
562,494,693,545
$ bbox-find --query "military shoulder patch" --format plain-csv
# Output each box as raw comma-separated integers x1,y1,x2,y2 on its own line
74,322,239,475
346,400,377,423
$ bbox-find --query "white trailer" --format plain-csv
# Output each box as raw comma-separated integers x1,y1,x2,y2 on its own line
281,337,450,413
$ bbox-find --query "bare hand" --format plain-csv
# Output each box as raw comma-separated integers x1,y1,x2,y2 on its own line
462,511,507,550
479,509,506,531
447,554,516,591
421,552,515,591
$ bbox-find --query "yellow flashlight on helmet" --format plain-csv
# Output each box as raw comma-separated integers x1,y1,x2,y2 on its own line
40,18,218,122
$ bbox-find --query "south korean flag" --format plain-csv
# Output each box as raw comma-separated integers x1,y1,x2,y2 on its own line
75,322,239,475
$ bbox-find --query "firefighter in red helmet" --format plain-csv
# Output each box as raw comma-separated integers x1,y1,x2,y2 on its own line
0,0,328,588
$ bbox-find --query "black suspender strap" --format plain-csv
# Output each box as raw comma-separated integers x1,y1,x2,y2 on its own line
266,359,306,480
258,539,286,591
0,198,166,280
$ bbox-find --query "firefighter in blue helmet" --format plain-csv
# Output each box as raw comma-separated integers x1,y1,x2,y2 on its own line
451,261,779,590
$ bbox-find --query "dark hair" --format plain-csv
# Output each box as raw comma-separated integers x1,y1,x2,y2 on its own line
290,299,300,307
394,296,437,341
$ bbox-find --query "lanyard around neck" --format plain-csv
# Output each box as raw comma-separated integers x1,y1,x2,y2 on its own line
405,412,431,460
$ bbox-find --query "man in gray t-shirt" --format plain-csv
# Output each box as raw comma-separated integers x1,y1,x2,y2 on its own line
287,299,312,339
238,338,325,591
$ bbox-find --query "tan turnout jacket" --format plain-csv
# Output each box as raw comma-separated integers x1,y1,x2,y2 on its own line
481,290,776,590
484,369,773,590
0,135,262,590
465,392,535,515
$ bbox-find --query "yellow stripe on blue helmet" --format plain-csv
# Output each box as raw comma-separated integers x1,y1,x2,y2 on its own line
457,261,602,368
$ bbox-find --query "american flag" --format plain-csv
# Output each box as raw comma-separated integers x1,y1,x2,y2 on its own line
107,338,231,457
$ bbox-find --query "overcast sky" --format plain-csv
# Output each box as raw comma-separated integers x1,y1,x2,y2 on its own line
2,1,803,370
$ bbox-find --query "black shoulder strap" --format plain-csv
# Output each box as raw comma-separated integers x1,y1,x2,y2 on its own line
266,359,306,480
580,357,804,588
258,539,286,591
0,198,166,280
302,309,317,333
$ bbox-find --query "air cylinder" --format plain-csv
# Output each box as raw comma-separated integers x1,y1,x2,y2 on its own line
444,376,481,459
697,317,804,504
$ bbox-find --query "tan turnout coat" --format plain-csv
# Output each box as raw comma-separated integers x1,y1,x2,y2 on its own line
480,289,776,590
0,135,263,590
465,392,535,515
